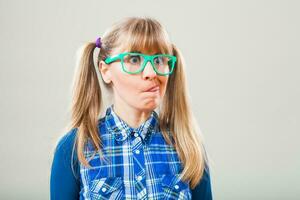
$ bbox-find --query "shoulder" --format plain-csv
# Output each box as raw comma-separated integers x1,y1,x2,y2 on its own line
50,128,81,199
52,128,79,167
55,128,78,154
51,127,80,179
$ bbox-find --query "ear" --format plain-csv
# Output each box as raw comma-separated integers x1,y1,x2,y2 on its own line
99,60,112,84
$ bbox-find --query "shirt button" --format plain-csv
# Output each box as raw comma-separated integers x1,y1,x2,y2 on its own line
101,187,107,192
174,184,179,189
136,175,143,181
134,132,139,137
135,149,140,154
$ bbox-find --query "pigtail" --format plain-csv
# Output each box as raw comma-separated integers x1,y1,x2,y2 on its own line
69,42,104,168
160,43,210,189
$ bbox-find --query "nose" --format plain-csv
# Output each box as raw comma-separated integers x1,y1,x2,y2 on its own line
142,60,157,79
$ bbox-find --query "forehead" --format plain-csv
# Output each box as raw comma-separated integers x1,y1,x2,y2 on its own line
112,43,170,56
111,48,161,55
111,33,172,56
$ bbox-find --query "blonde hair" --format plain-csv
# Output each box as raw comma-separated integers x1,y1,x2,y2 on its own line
65,16,211,189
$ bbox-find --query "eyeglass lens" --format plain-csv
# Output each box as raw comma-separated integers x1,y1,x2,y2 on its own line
123,54,172,74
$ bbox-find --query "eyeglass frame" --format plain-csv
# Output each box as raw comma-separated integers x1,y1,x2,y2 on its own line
103,52,177,76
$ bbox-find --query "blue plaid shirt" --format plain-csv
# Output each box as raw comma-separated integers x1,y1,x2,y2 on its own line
50,104,213,200
81,104,191,199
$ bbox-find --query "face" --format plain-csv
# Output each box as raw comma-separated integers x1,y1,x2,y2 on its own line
99,48,169,112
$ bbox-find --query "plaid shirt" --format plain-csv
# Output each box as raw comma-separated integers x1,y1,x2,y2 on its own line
80,104,192,199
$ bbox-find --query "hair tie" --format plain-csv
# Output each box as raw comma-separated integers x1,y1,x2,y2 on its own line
95,37,102,48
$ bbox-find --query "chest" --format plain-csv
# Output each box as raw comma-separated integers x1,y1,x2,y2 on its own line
80,132,192,199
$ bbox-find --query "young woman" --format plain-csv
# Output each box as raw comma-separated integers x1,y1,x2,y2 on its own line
50,16,213,200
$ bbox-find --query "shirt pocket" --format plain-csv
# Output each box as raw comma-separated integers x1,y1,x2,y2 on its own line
89,176,124,200
160,173,192,200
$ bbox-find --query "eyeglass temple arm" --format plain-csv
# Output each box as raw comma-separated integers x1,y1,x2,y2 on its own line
104,54,122,64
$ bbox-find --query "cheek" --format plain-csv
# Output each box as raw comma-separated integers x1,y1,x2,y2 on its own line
159,77,169,96
110,66,139,96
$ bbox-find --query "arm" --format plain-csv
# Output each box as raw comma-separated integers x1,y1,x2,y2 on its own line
191,166,213,200
50,129,80,200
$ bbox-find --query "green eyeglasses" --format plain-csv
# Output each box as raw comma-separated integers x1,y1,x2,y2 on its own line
104,52,177,76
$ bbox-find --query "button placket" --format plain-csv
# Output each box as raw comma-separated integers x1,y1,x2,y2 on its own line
134,132,139,138
131,130,147,198
136,175,143,181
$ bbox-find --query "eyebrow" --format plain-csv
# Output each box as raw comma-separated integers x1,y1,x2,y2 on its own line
131,50,161,55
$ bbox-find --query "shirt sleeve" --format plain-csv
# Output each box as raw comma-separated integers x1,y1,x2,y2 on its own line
50,129,80,200
191,165,213,200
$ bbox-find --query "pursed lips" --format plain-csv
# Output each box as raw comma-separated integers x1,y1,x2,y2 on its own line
144,85,159,92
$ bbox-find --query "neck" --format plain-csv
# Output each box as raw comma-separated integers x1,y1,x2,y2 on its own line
112,102,152,129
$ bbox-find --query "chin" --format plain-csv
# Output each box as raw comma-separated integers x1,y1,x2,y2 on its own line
141,100,159,111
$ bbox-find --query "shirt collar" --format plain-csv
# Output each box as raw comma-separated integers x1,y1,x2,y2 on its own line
105,104,159,144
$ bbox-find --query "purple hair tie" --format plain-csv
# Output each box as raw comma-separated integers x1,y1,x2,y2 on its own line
95,37,102,48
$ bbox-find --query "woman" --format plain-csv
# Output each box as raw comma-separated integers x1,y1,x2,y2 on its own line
50,16,213,200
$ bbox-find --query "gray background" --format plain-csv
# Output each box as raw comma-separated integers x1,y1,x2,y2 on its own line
1,0,299,199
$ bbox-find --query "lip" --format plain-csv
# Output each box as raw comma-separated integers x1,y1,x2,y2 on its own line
144,85,159,92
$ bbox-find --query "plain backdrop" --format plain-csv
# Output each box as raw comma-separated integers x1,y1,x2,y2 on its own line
0,0,299,199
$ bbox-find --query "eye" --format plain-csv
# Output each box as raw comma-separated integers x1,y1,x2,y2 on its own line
129,55,141,64
154,56,164,65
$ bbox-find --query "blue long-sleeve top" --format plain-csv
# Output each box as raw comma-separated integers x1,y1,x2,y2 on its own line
50,105,213,199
